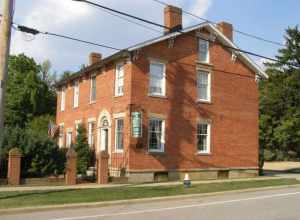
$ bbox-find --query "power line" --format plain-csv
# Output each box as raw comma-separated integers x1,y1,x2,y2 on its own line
72,0,299,69
87,3,162,34
14,24,122,51
151,0,285,47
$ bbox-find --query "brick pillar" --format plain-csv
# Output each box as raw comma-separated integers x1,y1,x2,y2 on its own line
7,148,22,185
66,148,77,185
97,151,109,184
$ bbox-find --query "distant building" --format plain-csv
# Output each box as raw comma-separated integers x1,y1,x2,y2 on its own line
55,5,267,182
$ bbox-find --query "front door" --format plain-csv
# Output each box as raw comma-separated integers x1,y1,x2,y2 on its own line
100,128,109,151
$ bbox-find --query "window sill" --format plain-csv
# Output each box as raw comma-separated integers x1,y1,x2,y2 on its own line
196,99,212,104
148,94,168,99
195,152,211,156
196,60,214,67
89,101,96,105
114,95,124,98
148,150,165,155
114,150,124,154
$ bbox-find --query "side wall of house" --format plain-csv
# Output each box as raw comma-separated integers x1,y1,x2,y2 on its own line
128,30,259,180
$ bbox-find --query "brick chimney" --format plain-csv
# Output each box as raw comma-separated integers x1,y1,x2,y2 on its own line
89,52,102,65
217,21,233,41
164,5,182,34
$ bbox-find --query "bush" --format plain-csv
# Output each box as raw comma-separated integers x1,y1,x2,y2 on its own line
264,149,276,161
73,125,92,175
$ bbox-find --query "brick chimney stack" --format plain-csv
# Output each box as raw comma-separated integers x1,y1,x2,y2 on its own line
217,21,233,41
164,5,182,34
89,52,102,65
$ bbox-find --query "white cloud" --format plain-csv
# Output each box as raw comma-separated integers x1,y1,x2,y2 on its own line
187,0,212,24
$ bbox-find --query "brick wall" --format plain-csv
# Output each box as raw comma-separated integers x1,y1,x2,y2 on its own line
56,28,259,174
128,30,259,171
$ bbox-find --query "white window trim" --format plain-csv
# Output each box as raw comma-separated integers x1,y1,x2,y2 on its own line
198,38,210,64
148,60,166,97
148,117,165,153
75,120,82,136
60,87,66,112
66,129,73,148
90,74,96,104
87,119,96,148
73,81,79,108
197,70,211,103
114,117,124,153
115,63,124,97
197,121,211,154
58,123,65,148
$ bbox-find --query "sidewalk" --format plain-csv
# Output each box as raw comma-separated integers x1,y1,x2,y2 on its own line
0,176,285,192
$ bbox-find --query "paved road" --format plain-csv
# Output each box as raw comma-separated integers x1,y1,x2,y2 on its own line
2,186,300,220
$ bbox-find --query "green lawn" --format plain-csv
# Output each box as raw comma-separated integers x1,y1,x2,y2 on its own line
0,178,299,209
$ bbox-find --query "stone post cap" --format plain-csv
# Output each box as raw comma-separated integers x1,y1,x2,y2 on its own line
66,148,77,158
8,148,22,157
97,150,109,159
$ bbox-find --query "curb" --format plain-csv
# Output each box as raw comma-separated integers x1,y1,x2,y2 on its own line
1,183,300,216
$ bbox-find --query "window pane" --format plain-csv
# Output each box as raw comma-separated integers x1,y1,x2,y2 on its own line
197,123,209,153
199,39,209,62
116,119,124,150
115,64,124,96
150,62,165,95
149,119,164,151
197,71,209,101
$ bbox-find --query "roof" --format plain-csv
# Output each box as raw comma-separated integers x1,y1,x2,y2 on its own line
56,22,267,87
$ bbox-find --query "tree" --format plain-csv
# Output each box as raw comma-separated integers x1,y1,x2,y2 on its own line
73,125,92,175
259,26,300,161
4,54,56,128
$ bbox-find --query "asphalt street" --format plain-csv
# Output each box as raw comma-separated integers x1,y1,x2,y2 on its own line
2,186,300,220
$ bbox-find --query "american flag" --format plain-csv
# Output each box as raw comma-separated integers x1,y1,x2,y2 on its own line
48,121,58,138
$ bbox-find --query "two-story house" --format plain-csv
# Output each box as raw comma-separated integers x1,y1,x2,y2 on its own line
55,5,267,182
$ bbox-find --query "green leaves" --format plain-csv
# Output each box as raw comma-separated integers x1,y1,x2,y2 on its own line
260,26,300,161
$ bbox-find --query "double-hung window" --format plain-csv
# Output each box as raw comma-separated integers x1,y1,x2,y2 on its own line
197,122,211,154
198,39,209,63
58,124,64,148
149,61,166,96
115,118,124,152
148,118,165,152
66,131,72,148
60,87,66,111
90,75,96,103
88,121,96,148
197,70,211,102
73,81,79,108
115,64,124,96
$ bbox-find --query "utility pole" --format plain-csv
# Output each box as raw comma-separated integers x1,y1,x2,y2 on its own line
0,0,13,143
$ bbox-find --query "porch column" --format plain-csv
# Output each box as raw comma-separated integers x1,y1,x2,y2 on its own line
97,151,109,184
7,148,22,185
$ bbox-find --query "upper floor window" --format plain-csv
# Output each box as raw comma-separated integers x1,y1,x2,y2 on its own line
148,117,165,152
90,75,96,103
60,87,66,112
149,61,166,96
198,39,209,63
73,81,79,108
115,118,124,152
197,122,211,154
115,64,124,96
197,70,211,102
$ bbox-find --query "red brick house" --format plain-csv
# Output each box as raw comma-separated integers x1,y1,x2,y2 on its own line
55,5,267,182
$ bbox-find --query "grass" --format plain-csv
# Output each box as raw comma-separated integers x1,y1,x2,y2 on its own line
0,178,299,209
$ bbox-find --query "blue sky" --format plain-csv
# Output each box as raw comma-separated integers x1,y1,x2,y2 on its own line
3,0,300,74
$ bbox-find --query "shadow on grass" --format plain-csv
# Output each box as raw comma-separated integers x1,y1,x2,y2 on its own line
0,189,77,200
